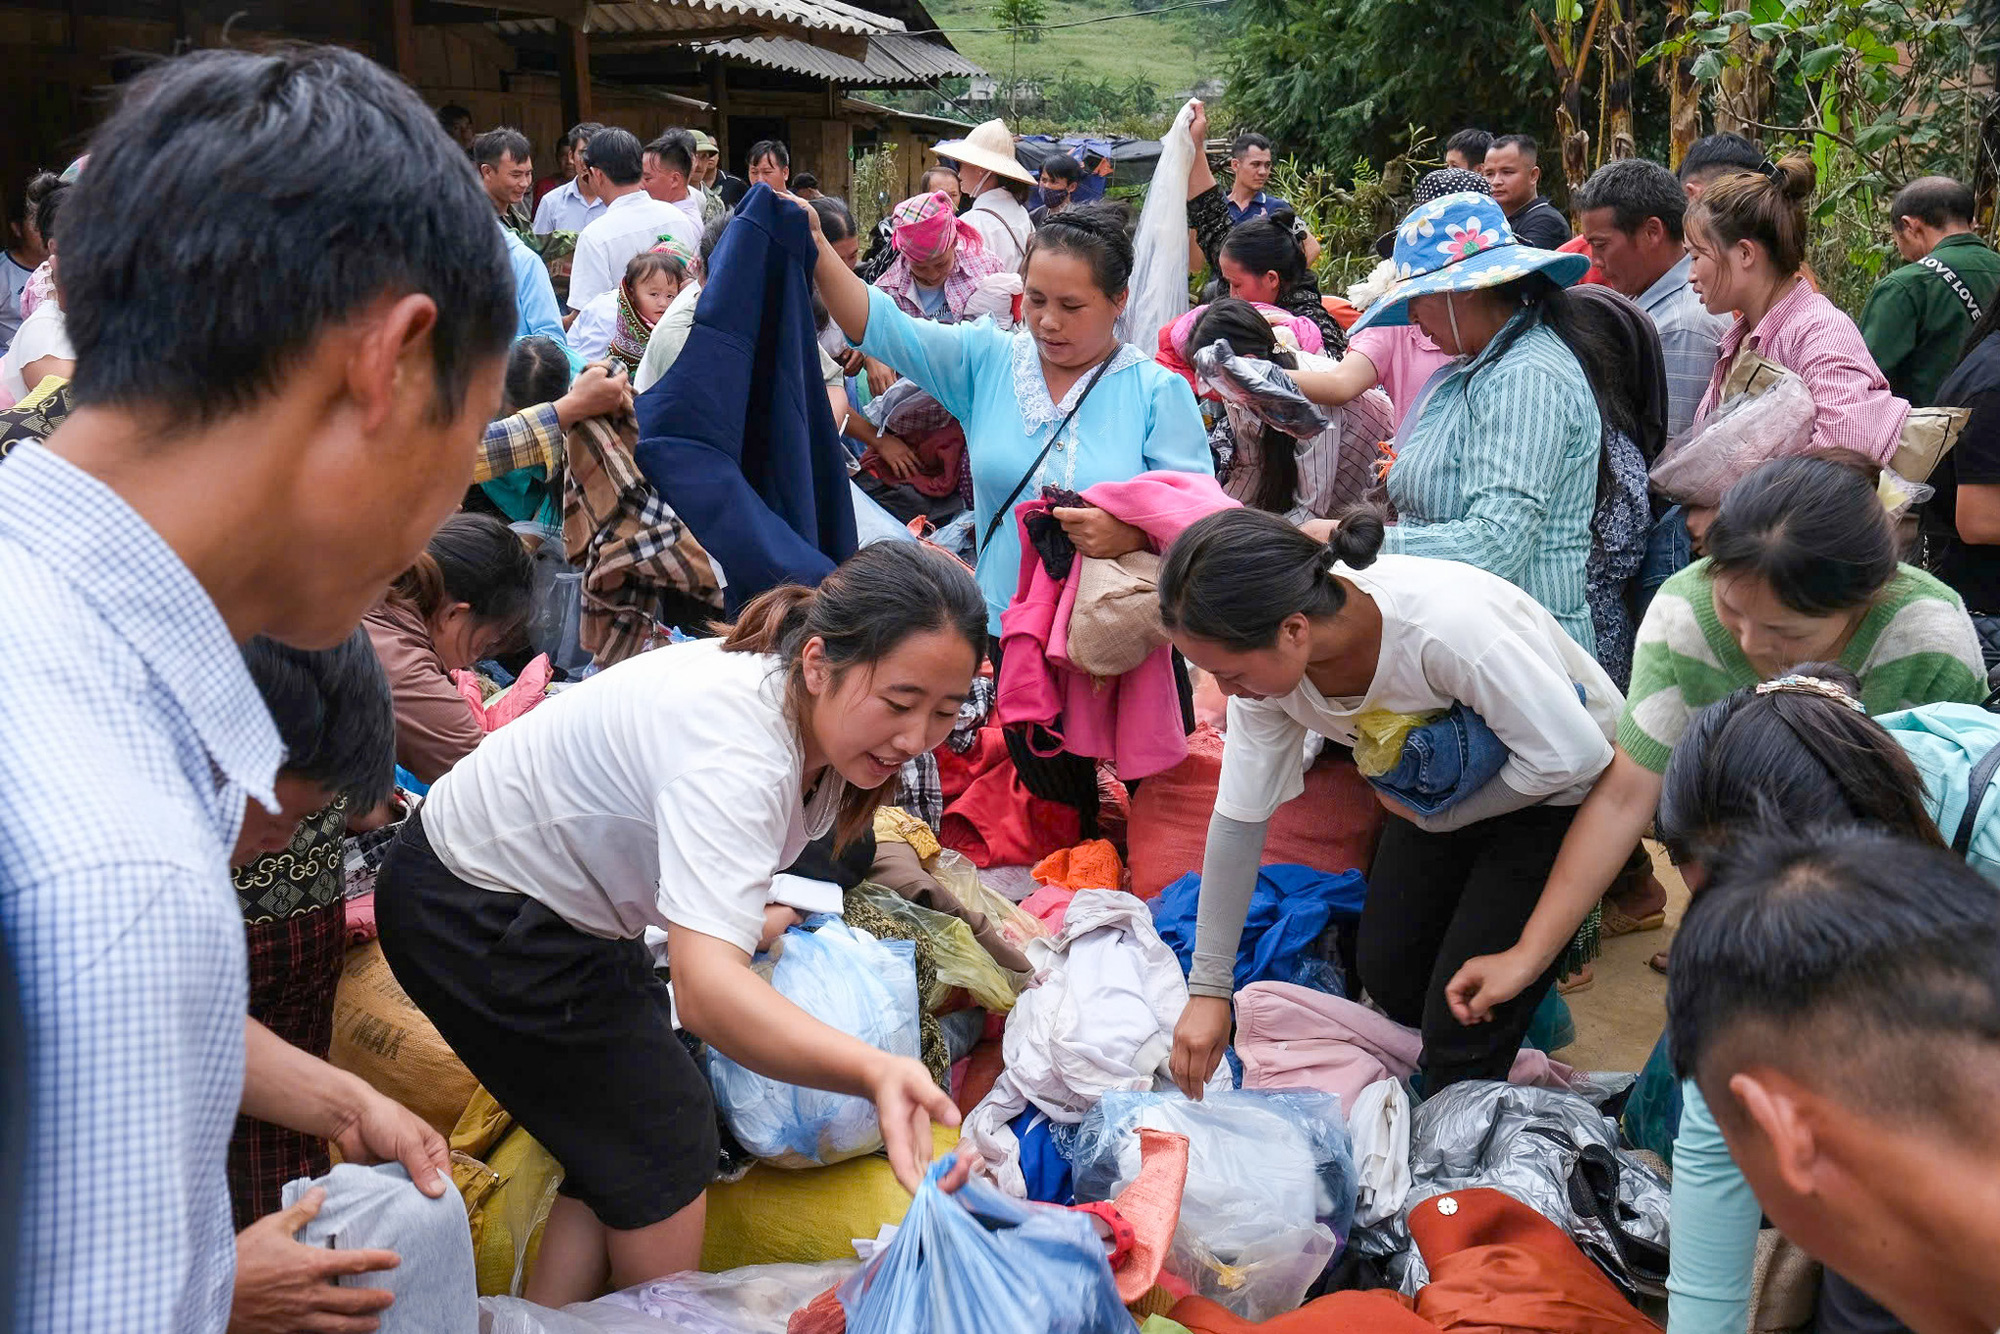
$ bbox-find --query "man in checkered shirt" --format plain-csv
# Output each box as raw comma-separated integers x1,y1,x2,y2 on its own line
0,45,516,1332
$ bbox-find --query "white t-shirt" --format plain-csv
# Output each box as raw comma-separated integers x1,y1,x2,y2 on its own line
1215,554,1621,831
0,300,72,403
421,639,845,950
568,191,702,311
0,251,33,352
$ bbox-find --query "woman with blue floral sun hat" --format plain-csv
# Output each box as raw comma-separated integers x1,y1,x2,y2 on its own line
1321,190,1603,650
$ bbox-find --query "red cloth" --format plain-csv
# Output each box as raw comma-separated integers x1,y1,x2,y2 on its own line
996,473,1239,781
1167,1188,1655,1334
1557,235,1609,286
856,421,967,499
787,1285,846,1334
935,727,1081,868
1321,294,1364,330
955,1037,1006,1116
1127,725,1386,897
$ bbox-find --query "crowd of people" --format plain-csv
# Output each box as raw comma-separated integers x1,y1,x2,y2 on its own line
5,37,2000,1334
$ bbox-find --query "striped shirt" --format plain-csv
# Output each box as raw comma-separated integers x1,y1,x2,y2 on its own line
1381,317,1603,649
1223,364,1393,522
1619,558,1986,772
0,443,282,1332
1695,275,1909,465
1637,255,1729,446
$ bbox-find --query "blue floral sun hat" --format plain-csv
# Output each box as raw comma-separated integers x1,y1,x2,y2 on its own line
1347,191,1590,334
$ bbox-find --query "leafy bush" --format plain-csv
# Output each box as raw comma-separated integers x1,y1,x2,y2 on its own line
851,143,900,240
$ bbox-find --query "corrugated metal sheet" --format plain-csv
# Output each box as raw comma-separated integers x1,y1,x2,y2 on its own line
491,0,899,43
697,31,981,84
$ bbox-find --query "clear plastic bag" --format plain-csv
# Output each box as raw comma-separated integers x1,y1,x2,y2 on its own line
1117,100,1198,349
930,849,1051,956
706,921,920,1167
837,1160,1131,1334
1193,341,1334,441
1070,1088,1356,1321
1648,369,1816,508
848,882,1023,1013
478,1261,858,1334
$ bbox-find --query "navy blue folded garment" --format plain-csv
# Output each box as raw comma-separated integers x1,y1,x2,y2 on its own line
634,183,856,610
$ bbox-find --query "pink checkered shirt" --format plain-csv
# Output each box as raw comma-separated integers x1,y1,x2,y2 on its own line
874,245,1008,324
1695,275,1909,464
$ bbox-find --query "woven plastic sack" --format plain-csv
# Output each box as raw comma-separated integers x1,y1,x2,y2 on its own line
1648,368,1815,507
837,1160,1131,1334
707,921,920,1167
1071,1088,1355,1321
849,882,1022,1013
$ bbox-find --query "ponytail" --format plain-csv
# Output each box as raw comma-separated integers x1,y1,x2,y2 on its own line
1159,504,1385,651
1687,150,1816,277
721,543,987,848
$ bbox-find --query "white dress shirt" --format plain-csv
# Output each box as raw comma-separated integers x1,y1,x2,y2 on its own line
568,190,702,310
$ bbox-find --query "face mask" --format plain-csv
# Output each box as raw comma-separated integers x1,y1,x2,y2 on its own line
1042,187,1071,207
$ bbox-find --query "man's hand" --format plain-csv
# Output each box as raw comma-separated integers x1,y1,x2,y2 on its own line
836,345,868,377
231,1190,399,1334
871,434,921,480
1053,505,1149,559
554,362,631,426
327,1084,451,1201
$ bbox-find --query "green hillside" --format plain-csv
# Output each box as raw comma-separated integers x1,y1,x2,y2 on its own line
925,0,1224,105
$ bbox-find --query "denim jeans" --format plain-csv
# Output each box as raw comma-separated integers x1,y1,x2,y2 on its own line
1368,704,1509,817
1633,505,1692,625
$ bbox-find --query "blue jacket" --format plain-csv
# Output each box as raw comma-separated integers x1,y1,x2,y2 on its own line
634,184,856,609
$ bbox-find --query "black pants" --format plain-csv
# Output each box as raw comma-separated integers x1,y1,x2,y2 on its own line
1357,803,1578,1091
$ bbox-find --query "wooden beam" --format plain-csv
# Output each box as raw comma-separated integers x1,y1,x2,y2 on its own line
709,56,728,157
558,17,590,123
426,0,590,25
388,0,419,78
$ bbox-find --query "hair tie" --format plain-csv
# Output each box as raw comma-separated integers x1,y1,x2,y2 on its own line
1754,674,1865,712
1756,159,1780,181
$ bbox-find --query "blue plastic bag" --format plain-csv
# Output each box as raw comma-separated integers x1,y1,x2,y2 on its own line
705,921,920,1167
837,1160,1132,1334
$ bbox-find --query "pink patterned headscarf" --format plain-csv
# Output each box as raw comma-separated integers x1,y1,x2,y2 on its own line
890,190,984,265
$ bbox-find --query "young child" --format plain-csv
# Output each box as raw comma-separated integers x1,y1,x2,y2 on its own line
570,242,689,369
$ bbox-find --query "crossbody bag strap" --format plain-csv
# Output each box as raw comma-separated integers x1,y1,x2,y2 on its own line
1919,252,1986,324
1954,739,2000,855
972,204,1030,255
979,353,1118,555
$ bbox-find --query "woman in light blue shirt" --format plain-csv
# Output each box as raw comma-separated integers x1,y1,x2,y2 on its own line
803,198,1211,634
1653,666,2000,1334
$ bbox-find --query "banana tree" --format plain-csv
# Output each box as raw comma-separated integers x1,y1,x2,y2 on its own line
1531,0,1610,190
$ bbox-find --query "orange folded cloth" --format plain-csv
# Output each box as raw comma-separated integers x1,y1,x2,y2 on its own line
1032,839,1125,892
1169,1289,1429,1334
1100,1128,1189,1303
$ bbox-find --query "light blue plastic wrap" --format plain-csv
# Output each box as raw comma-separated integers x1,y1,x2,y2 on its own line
1071,1088,1356,1320
705,921,920,1167
837,1160,1133,1334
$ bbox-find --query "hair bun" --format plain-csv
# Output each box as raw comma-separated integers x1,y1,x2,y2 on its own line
1771,151,1816,203
1328,503,1387,570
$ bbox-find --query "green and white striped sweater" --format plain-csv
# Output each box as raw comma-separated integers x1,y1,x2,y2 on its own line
1619,558,1987,773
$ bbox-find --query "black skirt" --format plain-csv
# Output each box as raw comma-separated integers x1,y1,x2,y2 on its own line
374,809,718,1231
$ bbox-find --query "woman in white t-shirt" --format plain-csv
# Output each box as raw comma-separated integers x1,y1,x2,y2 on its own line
374,542,984,1305
1158,506,1623,1096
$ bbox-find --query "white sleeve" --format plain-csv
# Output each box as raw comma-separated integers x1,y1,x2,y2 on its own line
1213,695,1314,823
14,305,72,364
1425,635,1616,802
531,190,558,236
652,768,794,955
568,295,617,362
567,234,610,311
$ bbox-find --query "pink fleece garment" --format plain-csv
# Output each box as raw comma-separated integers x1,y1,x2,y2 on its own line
995,472,1238,779
1232,982,1580,1115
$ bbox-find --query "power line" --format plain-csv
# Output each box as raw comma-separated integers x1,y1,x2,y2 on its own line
897,0,1233,39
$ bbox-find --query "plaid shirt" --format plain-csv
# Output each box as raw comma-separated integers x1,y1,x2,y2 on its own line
874,244,1009,324
476,401,563,484
561,409,723,665
0,443,283,1333
1637,256,1729,445
1696,275,1909,464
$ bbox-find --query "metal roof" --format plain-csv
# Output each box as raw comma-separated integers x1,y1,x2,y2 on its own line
697,31,982,84
492,0,900,52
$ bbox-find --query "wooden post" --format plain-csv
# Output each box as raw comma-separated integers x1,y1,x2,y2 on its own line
388,0,418,81
558,20,591,126
709,58,729,160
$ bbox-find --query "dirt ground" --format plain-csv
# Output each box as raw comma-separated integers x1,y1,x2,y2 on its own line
1555,844,1690,1074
